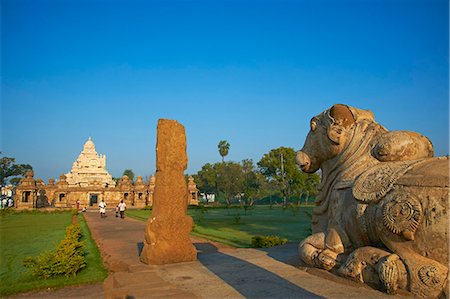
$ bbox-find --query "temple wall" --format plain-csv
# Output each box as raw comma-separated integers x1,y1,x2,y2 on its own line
15,186,155,210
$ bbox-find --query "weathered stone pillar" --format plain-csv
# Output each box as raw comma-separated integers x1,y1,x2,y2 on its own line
140,119,197,264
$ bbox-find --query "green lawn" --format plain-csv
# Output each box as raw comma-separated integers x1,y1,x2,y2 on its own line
0,211,107,297
127,205,314,247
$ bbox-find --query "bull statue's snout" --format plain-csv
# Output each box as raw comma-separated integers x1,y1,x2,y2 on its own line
296,151,311,173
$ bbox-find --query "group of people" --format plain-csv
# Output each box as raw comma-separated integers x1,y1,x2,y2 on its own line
0,197,13,209
99,199,126,219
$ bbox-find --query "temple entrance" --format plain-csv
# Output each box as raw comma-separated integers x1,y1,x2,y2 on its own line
89,194,98,206
22,191,31,202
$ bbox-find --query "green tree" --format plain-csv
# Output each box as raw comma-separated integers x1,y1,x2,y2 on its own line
122,169,135,182
215,161,244,205
257,147,306,207
218,140,230,163
194,163,218,195
0,154,33,186
241,159,267,206
304,173,320,205
194,161,246,206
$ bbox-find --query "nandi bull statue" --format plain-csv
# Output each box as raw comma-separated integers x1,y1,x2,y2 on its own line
296,104,448,297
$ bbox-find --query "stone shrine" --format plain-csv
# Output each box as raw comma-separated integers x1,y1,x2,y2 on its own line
187,175,199,205
65,137,116,188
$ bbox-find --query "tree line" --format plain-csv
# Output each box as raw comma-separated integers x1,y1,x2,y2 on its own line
192,141,320,206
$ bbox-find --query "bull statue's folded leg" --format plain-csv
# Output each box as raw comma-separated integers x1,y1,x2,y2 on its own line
299,228,345,271
338,246,408,294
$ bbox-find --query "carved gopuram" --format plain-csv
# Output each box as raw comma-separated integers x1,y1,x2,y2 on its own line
140,119,197,265
65,137,116,188
296,104,449,298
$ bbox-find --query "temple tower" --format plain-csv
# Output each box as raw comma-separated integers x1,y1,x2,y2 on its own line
65,137,116,188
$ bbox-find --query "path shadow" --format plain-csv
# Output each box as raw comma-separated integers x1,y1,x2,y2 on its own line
195,243,323,298
256,242,301,266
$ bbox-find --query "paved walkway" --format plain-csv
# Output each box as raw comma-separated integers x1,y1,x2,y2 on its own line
82,210,397,299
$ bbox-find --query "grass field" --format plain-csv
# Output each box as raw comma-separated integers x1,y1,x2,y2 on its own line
127,205,314,247
0,211,107,297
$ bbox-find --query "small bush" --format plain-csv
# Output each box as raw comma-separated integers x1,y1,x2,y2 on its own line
251,235,288,248
23,224,86,279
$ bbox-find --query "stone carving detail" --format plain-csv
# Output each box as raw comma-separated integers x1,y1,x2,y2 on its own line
382,194,422,238
296,104,449,298
352,160,421,203
140,119,197,265
418,265,442,287
377,254,406,294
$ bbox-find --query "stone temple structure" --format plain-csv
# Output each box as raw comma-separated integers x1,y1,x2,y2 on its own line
65,137,116,188
187,175,199,206
14,137,200,210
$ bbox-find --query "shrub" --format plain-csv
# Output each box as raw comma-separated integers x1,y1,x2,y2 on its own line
251,235,288,248
23,224,86,279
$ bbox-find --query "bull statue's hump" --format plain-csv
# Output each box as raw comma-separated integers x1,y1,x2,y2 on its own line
296,104,449,298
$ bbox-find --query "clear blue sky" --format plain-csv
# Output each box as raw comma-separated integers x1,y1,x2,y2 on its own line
1,0,448,182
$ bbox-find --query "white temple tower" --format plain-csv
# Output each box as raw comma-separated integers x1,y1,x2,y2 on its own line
65,137,116,188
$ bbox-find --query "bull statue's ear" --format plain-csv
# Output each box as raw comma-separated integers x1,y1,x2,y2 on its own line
327,104,355,144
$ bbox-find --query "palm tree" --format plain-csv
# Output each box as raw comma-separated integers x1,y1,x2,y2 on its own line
218,140,230,163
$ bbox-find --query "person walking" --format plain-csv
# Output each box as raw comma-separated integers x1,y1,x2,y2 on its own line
99,199,107,218
118,200,126,219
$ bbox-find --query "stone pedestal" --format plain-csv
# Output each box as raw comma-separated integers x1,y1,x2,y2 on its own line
140,119,197,265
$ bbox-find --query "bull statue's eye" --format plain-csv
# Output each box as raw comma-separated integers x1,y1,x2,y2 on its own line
310,121,317,132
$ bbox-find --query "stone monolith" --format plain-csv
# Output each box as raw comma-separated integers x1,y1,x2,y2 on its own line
140,119,197,264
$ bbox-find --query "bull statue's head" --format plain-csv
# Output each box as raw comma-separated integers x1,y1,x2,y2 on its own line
296,104,374,173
